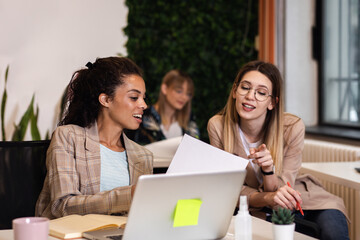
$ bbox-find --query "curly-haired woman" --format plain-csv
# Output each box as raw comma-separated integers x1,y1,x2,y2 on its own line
36,57,153,219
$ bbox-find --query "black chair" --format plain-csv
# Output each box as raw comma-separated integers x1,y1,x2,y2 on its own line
0,140,50,229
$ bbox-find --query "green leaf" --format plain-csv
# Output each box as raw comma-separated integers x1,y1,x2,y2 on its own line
4,65,9,84
11,95,35,141
12,124,21,141
30,104,41,140
45,130,50,140
271,207,294,225
1,65,9,141
1,90,7,141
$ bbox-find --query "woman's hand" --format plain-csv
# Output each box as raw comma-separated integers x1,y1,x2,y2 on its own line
248,144,274,173
265,185,302,210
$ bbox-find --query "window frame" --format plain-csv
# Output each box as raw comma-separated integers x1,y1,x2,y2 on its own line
309,0,360,141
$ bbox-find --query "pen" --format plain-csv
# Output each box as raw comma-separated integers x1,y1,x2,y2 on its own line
287,181,304,216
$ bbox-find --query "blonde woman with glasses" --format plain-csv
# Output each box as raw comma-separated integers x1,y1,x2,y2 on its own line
207,60,349,240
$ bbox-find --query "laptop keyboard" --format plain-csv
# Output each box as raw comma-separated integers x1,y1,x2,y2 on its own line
106,235,123,240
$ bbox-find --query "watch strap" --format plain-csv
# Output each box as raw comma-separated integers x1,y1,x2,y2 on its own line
261,167,274,175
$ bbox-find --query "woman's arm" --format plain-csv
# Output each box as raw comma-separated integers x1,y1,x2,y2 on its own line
248,144,278,192
207,115,301,210
281,116,305,187
250,116,305,210
249,185,302,210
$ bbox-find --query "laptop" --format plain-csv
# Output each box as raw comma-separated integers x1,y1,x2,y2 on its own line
83,169,246,240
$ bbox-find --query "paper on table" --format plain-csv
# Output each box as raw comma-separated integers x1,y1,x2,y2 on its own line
144,136,183,160
166,134,248,174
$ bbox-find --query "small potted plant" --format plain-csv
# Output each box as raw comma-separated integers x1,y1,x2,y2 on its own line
271,207,295,240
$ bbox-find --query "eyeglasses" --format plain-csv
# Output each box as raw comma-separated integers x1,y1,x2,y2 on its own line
236,82,273,102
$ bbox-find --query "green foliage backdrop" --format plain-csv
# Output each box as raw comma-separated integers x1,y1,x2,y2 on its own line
124,0,258,141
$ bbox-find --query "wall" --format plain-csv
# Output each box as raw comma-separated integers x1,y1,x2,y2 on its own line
0,0,319,140
0,0,128,140
284,0,318,126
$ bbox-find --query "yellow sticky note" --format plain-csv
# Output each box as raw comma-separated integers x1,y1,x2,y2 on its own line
173,198,202,227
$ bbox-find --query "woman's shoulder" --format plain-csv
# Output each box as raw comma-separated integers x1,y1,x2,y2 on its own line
207,114,225,132
49,124,88,149
283,112,305,134
208,114,224,125
284,113,304,126
123,133,153,157
52,124,86,138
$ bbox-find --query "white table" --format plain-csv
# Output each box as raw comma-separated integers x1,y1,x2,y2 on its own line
301,161,360,190
224,216,316,240
153,157,172,168
301,161,360,240
0,216,315,240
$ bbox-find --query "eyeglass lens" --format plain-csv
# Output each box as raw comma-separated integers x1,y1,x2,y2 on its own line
238,83,270,102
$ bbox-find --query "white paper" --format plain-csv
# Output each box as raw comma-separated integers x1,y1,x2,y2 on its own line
144,136,183,161
166,134,249,174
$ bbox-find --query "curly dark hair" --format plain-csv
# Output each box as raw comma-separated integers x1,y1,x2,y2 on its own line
59,57,143,128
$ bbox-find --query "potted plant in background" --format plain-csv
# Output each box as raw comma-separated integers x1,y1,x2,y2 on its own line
271,207,295,240
1,65,49,141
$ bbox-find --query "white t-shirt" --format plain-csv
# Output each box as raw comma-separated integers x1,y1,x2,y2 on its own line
161,121,182,139
100,144,130,192
239,127,263,184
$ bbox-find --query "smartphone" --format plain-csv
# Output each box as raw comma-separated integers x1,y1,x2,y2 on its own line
355,167,360,173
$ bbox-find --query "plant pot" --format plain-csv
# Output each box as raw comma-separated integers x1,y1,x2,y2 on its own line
272,223,295,240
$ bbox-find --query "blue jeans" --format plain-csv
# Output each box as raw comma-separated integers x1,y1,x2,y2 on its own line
295,209,349,240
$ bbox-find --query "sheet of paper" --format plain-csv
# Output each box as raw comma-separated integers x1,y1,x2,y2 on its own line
144,136,183,160
166,134,248,174
173,199,202,227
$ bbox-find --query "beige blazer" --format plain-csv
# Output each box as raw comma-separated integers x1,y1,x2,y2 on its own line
36,123,153,219
207,113,347,219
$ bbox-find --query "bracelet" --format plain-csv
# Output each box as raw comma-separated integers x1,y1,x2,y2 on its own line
261,167,274,175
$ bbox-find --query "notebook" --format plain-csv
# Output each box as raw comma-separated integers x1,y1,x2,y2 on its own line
83,170,246,240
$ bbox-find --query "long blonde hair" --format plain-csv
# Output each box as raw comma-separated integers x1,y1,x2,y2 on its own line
156,70,194,130
220,61,284,174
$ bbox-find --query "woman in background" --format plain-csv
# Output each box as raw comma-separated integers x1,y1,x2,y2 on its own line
207,60,349,240
129,69,199,144
36,57,153,219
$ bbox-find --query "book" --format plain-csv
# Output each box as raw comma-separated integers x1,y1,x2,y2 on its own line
49,214,127,239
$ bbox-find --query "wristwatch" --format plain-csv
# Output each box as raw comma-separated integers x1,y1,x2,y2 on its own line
261,167,274,175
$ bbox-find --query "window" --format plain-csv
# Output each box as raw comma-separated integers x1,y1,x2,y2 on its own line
320,0,360,128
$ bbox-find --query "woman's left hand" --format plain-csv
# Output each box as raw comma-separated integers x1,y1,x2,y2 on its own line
248,144,274,173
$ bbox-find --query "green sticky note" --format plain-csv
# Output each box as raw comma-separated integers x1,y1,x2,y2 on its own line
173,198,202,227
